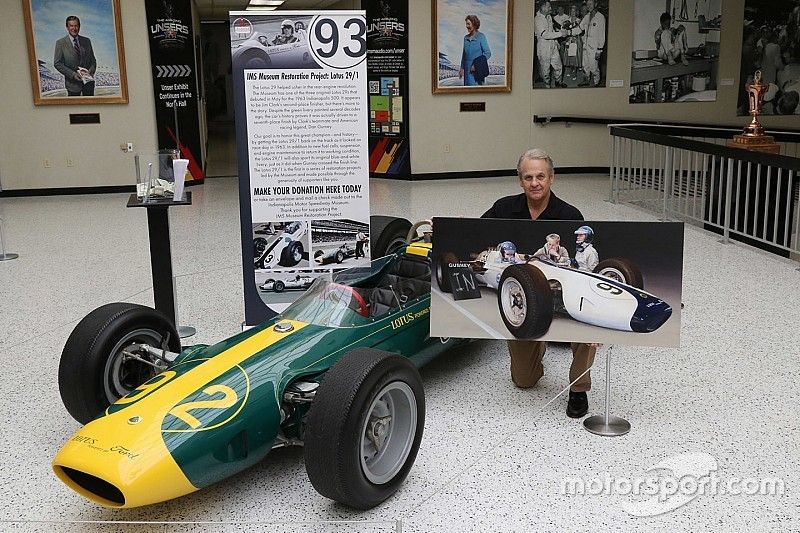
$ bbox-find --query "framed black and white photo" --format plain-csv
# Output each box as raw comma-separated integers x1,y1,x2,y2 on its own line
23,0,128,105
533,0,609,89
630,0,721,104
738,0,800,116
432,0,513,93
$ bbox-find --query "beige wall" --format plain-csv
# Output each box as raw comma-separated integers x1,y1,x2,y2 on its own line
0,1,157,190
409,0,799,174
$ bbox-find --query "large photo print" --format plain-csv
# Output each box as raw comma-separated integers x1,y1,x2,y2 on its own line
630,0,721,103
23,0,128,105
431,218,683,347
738,0,800,116
533,0,608,88
432,0,513,93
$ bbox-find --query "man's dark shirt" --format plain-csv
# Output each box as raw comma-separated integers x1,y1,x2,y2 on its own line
481,191,584,220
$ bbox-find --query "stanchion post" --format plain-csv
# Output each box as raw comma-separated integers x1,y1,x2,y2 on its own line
0,215,20,261
583,348,631,437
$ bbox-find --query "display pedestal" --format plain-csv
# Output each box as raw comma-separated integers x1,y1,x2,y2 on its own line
127,193,195,337
727,135,781,154
583,349,631,437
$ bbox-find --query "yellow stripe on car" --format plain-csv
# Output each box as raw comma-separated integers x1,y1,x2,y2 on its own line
53,320,307,508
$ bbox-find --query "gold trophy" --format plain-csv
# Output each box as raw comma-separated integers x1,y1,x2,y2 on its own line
728,70,780,154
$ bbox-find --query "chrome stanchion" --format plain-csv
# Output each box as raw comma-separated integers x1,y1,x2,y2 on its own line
0,216,19,261
583,347,630,437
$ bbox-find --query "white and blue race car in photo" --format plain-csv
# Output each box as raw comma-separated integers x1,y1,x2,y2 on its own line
435,246,672,338
254,221,307,270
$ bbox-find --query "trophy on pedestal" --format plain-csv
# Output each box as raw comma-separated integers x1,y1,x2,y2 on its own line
728,70,781,154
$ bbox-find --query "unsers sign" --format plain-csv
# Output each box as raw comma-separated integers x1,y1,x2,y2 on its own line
144,0,204,182
230,11,371,324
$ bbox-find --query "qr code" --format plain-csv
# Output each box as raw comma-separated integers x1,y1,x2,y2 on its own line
369,81,380,93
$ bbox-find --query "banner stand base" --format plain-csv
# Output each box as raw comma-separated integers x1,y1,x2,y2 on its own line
583,348,631,437
178,325,196,338
0,253,19,261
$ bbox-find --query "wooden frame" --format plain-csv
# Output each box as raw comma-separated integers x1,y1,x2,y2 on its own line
432,0,513,94
23,0,128,105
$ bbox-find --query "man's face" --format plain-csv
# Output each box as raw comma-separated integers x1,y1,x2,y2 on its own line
67,20,80,37
541,2,551,15
546,239,560,251
576,233,586,243
586,0,595,12
519,158,554,204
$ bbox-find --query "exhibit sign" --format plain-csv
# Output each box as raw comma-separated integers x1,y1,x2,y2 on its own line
365,0,411,177
630,0,721,104
144,0,204,182
430,218,684,347
230,11,371,325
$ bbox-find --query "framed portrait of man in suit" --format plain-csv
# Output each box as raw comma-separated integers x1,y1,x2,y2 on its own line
23,0,128,105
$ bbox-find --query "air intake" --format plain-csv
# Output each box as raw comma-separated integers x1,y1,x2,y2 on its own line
55,466,125,506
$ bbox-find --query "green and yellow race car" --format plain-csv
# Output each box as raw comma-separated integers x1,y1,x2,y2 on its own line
53,220,465,510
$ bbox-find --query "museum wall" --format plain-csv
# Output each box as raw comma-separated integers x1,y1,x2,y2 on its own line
0,0,158,191
408,0,799,175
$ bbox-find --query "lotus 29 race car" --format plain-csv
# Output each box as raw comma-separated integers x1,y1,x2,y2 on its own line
259,274,314,293
435,245,672,338
54,220,465,510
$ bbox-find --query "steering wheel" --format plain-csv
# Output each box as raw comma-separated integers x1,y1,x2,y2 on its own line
406,220,433,243
323,283,369,317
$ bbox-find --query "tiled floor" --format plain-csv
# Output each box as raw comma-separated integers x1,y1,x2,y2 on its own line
0,175,798,532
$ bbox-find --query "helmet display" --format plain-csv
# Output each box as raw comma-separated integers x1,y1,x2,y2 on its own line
497,241,517,262
281,19,294,30
574,225,594,243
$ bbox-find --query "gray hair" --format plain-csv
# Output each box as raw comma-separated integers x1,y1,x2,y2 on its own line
546,233,561,242
517,148,554,177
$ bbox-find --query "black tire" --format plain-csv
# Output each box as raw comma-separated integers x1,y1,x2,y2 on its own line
369,216,412,258
58,303,180,424
335,251,345,263
594,258,644,289
279,241,304,267
238,49,271,69
497,264,554,338
254,237,269,269
274,280,285,292
304,349,425,510
435,252,460,293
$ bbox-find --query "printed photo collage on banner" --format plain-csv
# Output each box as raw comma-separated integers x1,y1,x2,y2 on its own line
231,11,371,320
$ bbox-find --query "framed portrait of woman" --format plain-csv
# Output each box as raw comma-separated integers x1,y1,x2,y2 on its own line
23,0,128,105
432,0,513,93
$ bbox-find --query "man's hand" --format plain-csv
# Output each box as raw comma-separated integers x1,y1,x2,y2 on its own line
73,72,82,81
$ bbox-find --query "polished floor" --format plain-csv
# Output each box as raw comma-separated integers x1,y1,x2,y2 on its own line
0,174,798,532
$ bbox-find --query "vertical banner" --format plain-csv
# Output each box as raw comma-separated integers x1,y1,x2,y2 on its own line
230,11,371,325
365,0,410,177
145,0,204,182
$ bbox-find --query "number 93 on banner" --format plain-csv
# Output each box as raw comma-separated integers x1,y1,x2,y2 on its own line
309,14,367,69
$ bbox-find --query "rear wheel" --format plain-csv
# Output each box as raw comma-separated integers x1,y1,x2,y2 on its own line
336,250,345,263
435,252,460,293
274,280,285,292
370,216,412,258
304,349,424,509
59,303,180,424
497,264,553,338
594,258,644,289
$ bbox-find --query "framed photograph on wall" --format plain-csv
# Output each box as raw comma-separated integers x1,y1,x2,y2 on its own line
629,0,721,104
432,0,513,93
23,0,128,105
533,0,609,89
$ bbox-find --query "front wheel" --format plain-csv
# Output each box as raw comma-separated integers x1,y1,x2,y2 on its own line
304,349,425,509
435,252,460,293
273,280,285,292
279,241,304,267
594,258,644,289
497,264,554,338
58,303,180,424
